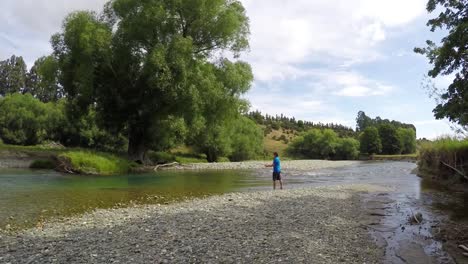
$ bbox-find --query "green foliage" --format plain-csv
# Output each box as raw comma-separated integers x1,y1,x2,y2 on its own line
174,155,208,164
378,124,402,155
26,56,62,102
0,55,27,95
278,134,287,142
192,122,233,162
30,159,56,169
287,129,359,160
0,93,64,145
59,106,128,152
355,111,416,132
418,137,468,183
397,128,417,154
59,151,133,175
356,111,373,132
52,0,252,161
415,0,468,127
335,138,360,160
359,127,382,155
229,117,264,161
147,116,188,152
148,151,176,164
192,115,261,162
247,110,356,137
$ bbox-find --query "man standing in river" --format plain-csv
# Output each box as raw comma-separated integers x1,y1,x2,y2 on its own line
265,152,283,190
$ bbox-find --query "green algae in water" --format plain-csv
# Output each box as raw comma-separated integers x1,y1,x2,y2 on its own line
0,169,269,230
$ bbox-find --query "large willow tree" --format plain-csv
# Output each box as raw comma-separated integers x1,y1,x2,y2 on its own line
51,0,252,161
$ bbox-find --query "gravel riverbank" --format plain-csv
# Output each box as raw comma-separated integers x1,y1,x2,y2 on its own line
1,184,388,264
167,160,361,171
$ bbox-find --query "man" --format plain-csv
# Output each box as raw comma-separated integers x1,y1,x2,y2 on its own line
265,152,283,190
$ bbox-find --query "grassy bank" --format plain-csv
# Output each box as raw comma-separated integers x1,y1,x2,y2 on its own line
58,151,134,175
418,138,468,187
372,154,418,161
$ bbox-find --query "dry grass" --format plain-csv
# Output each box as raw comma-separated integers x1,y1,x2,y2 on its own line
263,128,298,157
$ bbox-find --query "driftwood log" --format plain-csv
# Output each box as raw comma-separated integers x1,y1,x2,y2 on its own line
441,161,468,180
458,244,468,257
154,162,180,171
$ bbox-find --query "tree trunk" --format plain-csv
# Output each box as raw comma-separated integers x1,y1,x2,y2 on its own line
128,127,147,164
205,149,218,163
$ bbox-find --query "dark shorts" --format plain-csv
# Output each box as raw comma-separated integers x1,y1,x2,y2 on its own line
273,172,281,181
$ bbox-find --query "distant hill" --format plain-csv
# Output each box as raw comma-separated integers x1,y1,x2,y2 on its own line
247,111,357,157
247,110,356,137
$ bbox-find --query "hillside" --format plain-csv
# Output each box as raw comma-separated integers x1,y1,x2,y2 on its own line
263,127,298,157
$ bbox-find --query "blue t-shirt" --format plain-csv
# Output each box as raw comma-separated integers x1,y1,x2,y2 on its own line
273,156,281,173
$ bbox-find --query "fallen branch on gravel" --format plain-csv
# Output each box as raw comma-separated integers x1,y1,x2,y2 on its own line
458,244,468,257
154,162,180,171
441,161,468,180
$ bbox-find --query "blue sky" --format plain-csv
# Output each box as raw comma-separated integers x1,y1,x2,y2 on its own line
0,0,455,138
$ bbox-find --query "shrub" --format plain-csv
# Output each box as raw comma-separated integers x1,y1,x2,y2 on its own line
0,93,64,145
397,128,417,154
58,107,128,152
335,138,360,160
271,122,280,130
229,117,264,161
278,135,287,142
418,137,468,183
287,129,359,160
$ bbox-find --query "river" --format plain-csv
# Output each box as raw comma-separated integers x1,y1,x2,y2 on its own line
1,161,467,262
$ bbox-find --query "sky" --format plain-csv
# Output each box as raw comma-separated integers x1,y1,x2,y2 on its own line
0,0,456,139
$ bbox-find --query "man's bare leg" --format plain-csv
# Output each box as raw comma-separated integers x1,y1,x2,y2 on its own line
273,181,276,190
279,180,283,190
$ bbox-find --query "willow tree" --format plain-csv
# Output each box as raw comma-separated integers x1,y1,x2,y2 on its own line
51,0,251,161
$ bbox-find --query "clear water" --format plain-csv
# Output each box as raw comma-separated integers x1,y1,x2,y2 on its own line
0,161,466,231
0,169,269,229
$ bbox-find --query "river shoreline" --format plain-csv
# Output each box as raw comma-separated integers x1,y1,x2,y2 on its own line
1,160,466,263
1,185,388,263
165,159,362,171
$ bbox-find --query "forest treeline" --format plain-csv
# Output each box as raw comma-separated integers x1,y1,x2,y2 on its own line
247,110,356,138
0,0,418,164
0,52,418,162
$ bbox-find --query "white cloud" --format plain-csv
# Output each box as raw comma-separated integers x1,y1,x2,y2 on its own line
412,119,454,139
0,0,107,62
259,69,395,97
241,0,427,81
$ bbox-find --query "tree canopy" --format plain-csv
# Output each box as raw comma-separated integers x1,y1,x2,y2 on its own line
359,127,382,155
0,55,27,96
26,56,62,102
415,0,468,126
51,0,252,162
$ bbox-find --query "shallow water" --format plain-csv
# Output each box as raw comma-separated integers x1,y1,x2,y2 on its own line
0,168,270,229
0,161,466,234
